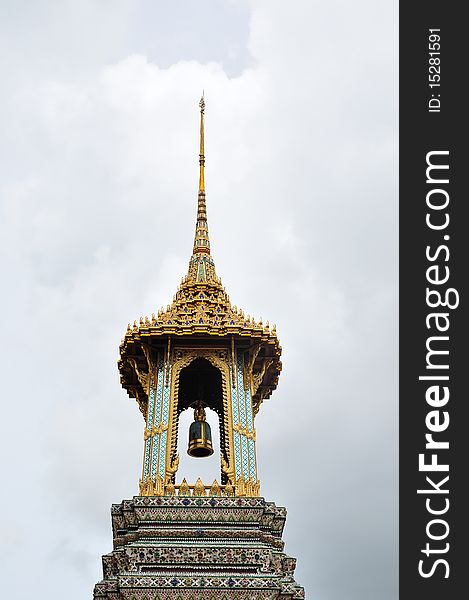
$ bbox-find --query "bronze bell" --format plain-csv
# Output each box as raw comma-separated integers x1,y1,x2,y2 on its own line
187,404,214,458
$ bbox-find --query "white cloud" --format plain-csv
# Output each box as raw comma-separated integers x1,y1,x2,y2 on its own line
0,2,397,599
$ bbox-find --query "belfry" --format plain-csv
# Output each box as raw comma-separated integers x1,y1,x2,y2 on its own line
93,98,304,599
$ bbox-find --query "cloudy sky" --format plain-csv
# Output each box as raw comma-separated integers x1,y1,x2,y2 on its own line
0,1,397,598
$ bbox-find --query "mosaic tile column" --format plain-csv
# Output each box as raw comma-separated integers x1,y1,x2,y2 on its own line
141,353,172,486
230,348,258,483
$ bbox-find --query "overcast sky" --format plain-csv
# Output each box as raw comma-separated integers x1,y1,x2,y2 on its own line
0,1,397,598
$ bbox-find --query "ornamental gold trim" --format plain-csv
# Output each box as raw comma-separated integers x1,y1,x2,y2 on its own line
233,423,256,441
144,422,168,440
138,476,259,497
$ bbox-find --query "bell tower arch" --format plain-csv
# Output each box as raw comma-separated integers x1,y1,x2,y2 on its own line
178,357,220,458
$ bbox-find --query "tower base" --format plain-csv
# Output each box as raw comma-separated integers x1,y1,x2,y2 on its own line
93,495,304,599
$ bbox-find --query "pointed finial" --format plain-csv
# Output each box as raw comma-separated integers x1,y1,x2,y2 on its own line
192,95,211,256
199,93,205,193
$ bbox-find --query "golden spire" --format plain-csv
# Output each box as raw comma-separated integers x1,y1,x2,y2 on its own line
192,94,210,256
199,94,205,193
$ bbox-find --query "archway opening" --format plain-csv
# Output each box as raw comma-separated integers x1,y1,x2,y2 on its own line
175,358,226,484
178,357,223,413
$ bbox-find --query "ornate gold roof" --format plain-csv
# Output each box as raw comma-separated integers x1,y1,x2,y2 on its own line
118,97,282,416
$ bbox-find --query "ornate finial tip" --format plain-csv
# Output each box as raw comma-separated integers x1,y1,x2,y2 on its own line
199,95,205,113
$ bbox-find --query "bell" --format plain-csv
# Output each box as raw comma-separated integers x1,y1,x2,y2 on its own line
187,404,214,458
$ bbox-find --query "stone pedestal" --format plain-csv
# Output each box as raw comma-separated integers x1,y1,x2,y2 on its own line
93,495,304,599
